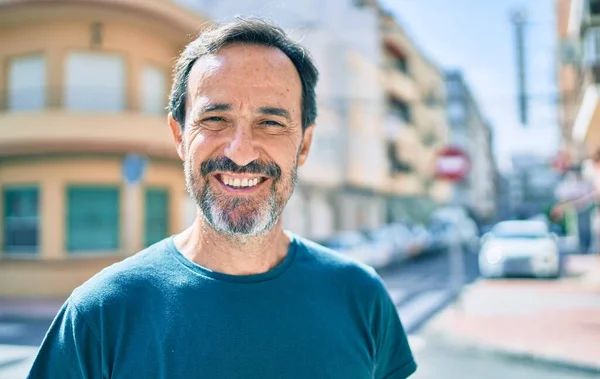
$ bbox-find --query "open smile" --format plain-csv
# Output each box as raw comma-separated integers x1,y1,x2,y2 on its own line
212,173,269,193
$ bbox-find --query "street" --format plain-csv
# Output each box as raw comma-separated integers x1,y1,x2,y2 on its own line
378,248,480,333
0,249,597,378
409,339,600,379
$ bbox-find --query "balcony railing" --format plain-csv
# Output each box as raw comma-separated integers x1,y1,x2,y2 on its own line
0,87,168,115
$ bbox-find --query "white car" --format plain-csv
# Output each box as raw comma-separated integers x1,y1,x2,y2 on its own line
324,231,391,269
478,220,561,279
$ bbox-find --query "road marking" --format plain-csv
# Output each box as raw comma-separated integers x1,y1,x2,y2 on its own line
396,289,451,332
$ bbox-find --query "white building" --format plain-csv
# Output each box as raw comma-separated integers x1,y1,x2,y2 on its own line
445,71,498,222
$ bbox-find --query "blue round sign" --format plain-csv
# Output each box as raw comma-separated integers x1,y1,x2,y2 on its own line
122,154,147,184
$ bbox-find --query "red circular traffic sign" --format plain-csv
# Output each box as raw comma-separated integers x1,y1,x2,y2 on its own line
435,146,470,181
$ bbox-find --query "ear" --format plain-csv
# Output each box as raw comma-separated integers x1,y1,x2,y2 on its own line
168,113,186,161
297,124,315,167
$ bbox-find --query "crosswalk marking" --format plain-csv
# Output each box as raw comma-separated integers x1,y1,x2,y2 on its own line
388,288,410,305
396,289,451,332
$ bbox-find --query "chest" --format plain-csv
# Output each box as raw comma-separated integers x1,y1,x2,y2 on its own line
106,289,376,379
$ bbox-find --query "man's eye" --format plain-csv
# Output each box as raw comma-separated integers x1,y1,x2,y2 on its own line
203,116,226,122
262,120,284,127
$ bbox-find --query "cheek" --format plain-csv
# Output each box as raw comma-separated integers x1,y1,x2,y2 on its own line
186,131,214,165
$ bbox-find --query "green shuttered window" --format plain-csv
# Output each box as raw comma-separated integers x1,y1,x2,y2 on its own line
3,187,39,254
67,186,119,252
145,188,169,247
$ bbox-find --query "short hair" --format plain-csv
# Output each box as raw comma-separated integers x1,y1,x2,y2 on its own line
169,18,319,131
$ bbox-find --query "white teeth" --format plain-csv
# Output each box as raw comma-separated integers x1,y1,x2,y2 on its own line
221,176,262,188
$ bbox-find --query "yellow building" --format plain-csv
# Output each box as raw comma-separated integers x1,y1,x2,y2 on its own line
378,11,453,222
0,0,207,297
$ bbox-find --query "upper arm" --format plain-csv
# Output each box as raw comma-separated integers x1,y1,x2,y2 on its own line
372,278,417,379
27,300,105,379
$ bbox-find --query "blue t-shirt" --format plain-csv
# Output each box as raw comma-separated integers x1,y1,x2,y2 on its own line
28,234,416,379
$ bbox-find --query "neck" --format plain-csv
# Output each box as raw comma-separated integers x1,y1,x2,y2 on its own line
173,212,291,276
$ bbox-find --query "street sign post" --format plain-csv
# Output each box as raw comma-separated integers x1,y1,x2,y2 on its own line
435,146,470,182
122,153,148,185
435,146,471,304
122,154,147,255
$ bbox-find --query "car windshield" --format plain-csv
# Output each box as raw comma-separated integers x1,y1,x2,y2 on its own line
492,222,549,239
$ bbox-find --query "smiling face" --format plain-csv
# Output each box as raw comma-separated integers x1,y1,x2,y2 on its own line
169,43,314,236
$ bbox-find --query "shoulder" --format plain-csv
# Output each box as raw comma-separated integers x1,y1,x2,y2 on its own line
292,235,387,293
69,238,175,315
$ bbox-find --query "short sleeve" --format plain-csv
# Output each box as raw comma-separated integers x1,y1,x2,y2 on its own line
372,279,417,379
27,299,105,379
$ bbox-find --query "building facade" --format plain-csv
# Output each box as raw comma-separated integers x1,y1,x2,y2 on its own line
379,11,453,224
558,0,600,159
0,0,207,297
445,71,498,222
508,154,560,219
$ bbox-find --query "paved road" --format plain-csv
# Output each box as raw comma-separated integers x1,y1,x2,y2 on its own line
410,338,600,379
378,248,480,333
380,251,598,379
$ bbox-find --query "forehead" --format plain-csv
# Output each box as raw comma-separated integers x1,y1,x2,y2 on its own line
186,43,302,111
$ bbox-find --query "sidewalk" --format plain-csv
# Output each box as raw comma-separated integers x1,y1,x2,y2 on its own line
422,255,600,373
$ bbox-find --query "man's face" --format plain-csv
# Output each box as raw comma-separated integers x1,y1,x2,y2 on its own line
169,43,314,236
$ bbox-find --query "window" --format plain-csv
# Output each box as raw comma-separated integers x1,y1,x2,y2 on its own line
8,55,45,111
3,187,39,254
448,101,466,123
145,188,169,247
67,186,119,252
140,65,167,115
446,79,462,98
392,56,409,75
64,52,125,112
388,97,412,124
591,0,600,16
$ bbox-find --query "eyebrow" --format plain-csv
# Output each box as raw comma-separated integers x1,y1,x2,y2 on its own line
199,103,231,113
258,107,292,122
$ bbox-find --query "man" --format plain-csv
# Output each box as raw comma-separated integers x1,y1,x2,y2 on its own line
28,19,416,379
552,149,600,254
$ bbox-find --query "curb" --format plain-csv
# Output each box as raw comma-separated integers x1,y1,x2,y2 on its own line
421,327,600,375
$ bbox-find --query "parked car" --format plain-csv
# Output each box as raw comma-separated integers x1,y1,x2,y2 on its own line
429,213,479,253
323,231,368,255
425,220,461,254
478,220,562,279
383,223,423,260
324,231,392,269
360,229,395,268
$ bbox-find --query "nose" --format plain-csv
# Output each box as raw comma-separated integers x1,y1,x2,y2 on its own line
223,125,259,167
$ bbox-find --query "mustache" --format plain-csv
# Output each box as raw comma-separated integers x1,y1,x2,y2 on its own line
200,157,282,180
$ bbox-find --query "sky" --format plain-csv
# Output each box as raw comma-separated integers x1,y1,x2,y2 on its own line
380,0,560,172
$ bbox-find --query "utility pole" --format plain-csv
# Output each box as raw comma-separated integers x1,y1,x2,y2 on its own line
511,9,528,126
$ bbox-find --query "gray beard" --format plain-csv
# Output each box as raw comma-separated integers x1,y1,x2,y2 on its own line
184,160,298,236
